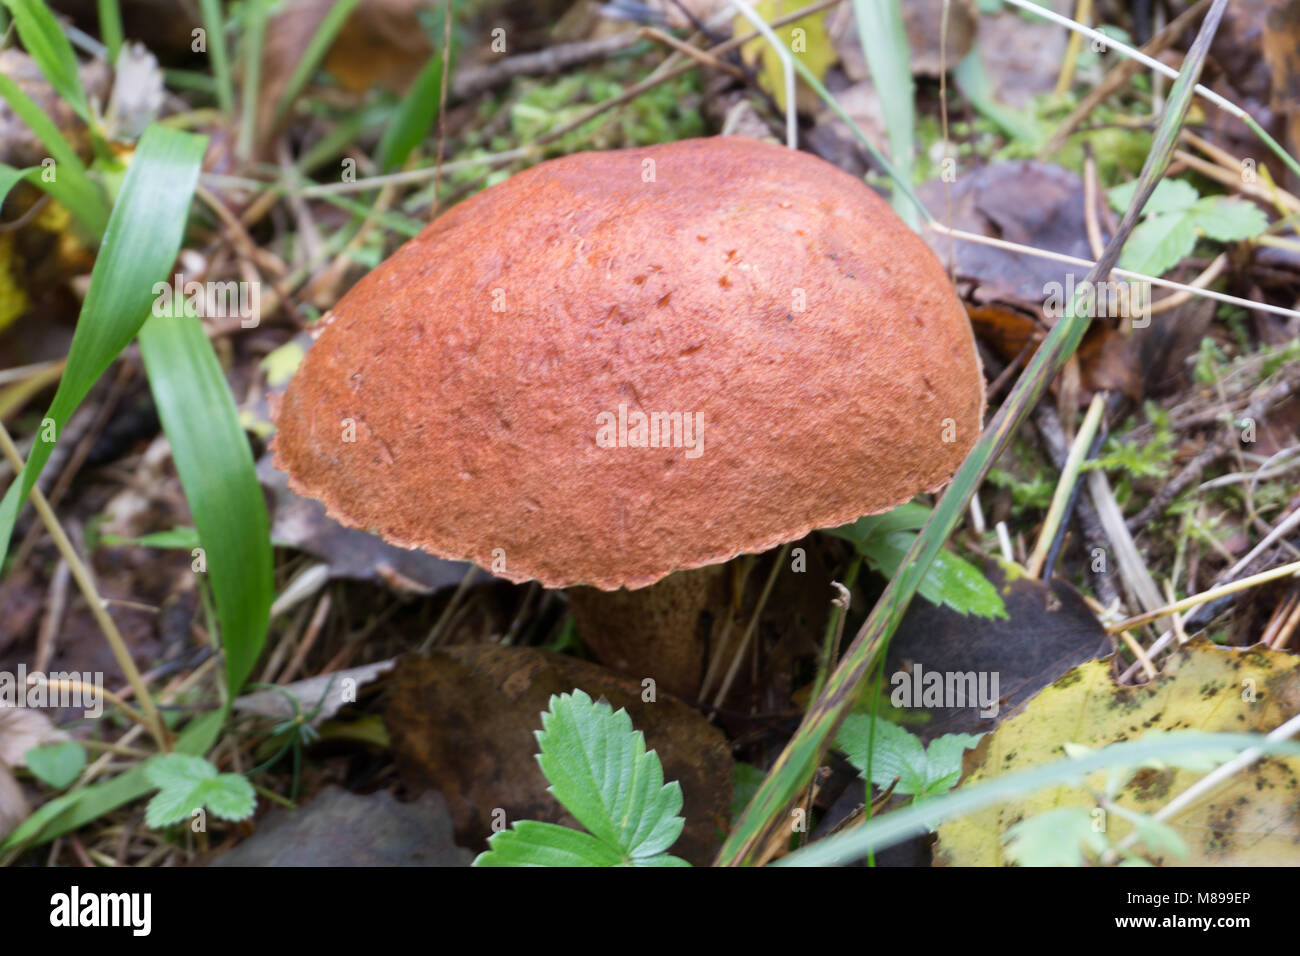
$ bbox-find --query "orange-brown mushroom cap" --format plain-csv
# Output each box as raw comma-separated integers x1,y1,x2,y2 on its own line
271,136,984,590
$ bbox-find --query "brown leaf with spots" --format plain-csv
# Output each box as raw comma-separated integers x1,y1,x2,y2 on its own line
384,644,732,865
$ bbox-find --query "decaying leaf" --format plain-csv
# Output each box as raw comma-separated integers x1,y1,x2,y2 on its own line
233,659,395,726
384,645,733,865
918,161,1101,312
935,639,1300,865
882,560,1111,740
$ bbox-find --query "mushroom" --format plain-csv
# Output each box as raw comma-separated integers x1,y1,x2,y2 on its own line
271,136,983,699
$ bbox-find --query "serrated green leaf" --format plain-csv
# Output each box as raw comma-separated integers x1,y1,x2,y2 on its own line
827,505,1005,618
145,753,216,790
24,740,85,789
476,820,626,867
838,714,927,793
144,753,255,828
144,784,202,828
1108,178,1199,216
197,774,256,821
536,690,685,861
824,502,931,549
1114,184,1268,277
1004,807,1106,866
860,531,1006,618
1186,197,1268,243
837,716,982,798
1118,211,1199,276
921,731,984,795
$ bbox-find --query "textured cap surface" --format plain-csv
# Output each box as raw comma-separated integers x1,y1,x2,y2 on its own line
272,136,983,590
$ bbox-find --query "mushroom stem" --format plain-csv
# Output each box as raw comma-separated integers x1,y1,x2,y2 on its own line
566,564,729,701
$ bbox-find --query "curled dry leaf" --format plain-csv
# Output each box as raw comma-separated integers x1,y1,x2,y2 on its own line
233,659,396,726
0,706,68,767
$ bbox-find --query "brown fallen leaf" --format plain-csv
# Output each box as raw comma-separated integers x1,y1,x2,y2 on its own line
0,707,68,767
882,560,1112,741
385,644,733,865
919,161,1102,311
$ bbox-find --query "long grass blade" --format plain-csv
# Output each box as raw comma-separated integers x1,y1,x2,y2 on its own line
269,0,361,130
137,311,273,696
0,74,109,236
0,124,206,571
236,0,269,160
851,0,916,226
198,0,234,114
375,52,447,173
96,0,124,64
717,0,1232,866
0,0,90,121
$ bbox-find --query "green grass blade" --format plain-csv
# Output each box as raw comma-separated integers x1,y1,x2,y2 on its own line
776,732,1300,866
952,47,1038,143
198,0,234,114
375,51,446,173
294,101,390,174
851,0,916,227
0,74,109,236
270,0,361,130
137,312,272,696
717,0,1232,866
96,0,123,64
0,124,206,572
0,163,36,204
236,0,269,159
0,0,90,121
